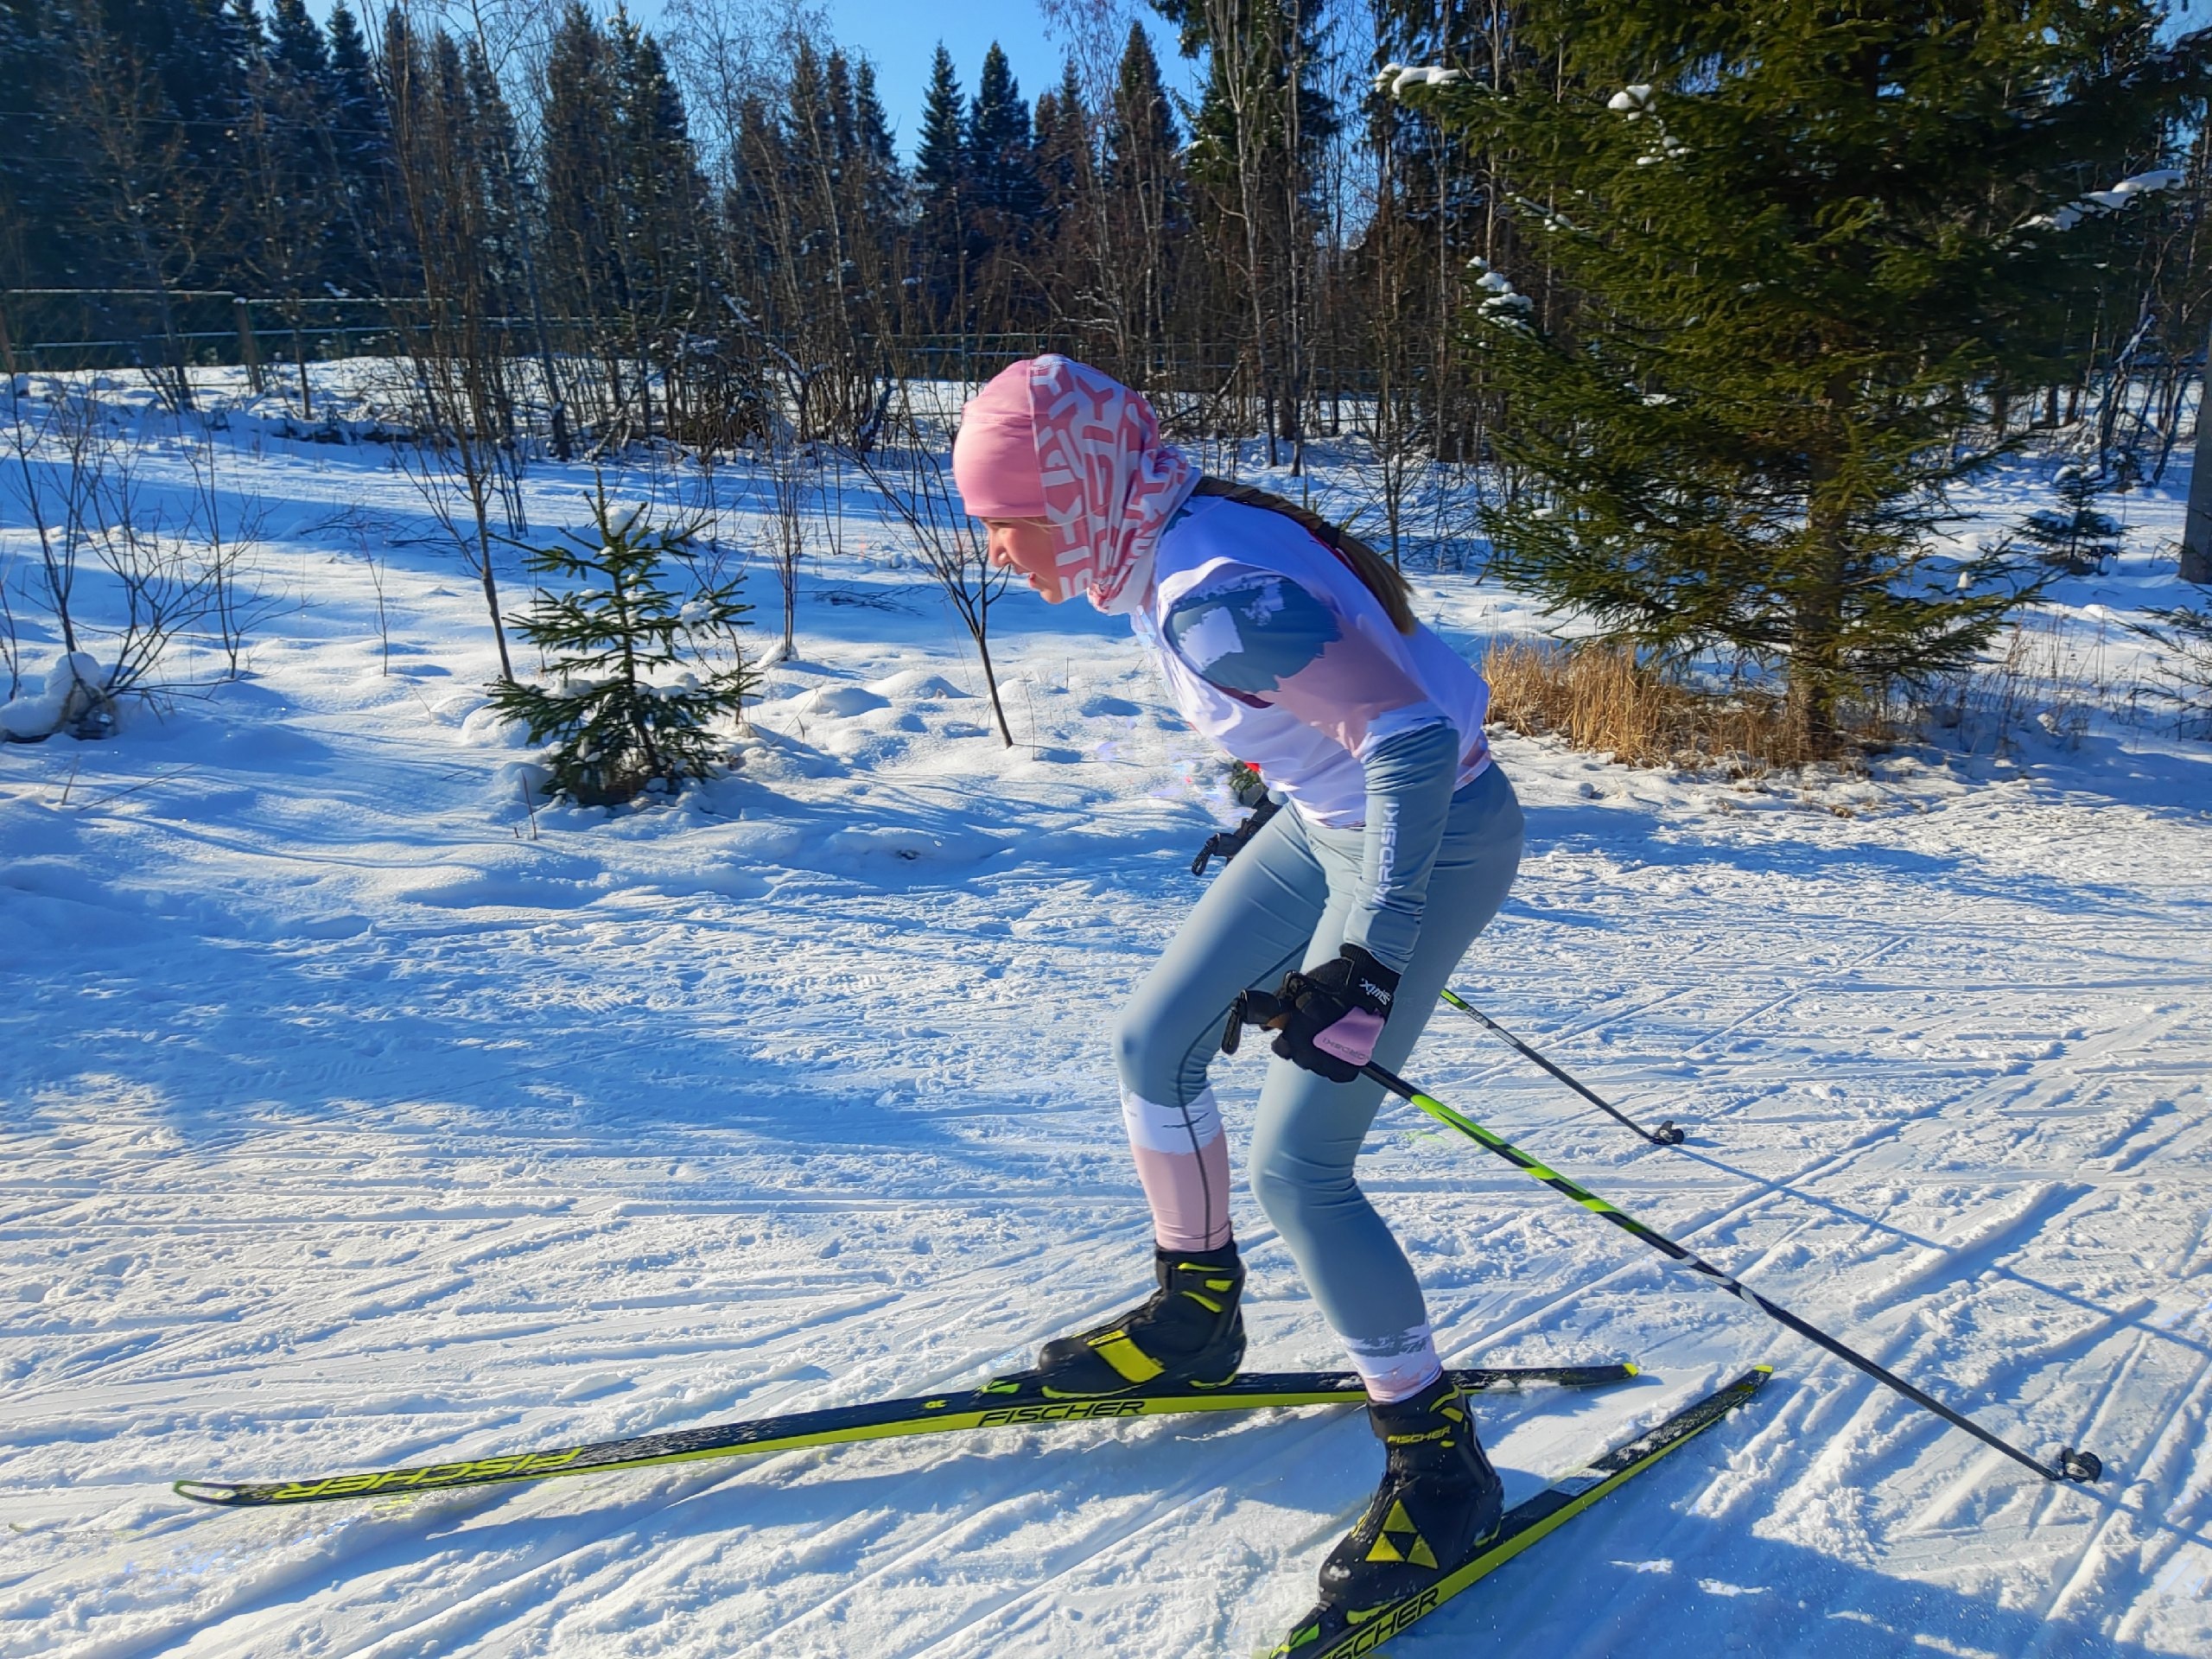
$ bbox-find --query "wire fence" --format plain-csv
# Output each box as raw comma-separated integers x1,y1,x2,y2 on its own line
0,291,1310,397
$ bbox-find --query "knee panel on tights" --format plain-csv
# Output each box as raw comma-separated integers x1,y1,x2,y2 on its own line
1115,1001,1239,1112
1121,1085,1224,1153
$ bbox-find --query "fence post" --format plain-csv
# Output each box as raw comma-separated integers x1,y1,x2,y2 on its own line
2184,324,2212,587
234,296,263,395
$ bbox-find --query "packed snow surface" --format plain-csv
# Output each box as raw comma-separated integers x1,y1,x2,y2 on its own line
3,370,2211,1657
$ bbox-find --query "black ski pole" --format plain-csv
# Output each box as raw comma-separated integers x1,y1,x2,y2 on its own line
1224,993,2103,1485
1436,987,1686,1147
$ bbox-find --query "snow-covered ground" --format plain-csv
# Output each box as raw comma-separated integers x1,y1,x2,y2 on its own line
3,370,2211,1657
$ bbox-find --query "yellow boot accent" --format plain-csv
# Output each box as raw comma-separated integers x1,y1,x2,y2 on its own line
1367,1497,1437,1567
1088,1331,1165,1384
1365,1531,1405,1563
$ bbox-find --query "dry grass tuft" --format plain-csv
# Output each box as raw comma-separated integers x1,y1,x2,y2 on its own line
1480,638,1827,774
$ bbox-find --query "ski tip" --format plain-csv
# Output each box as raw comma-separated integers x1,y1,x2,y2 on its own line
1623,1362,1641,1377
175,1480,245,1506
1266,1605,1334,1659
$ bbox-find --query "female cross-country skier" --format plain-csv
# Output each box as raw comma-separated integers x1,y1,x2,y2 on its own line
950,355,1526,1620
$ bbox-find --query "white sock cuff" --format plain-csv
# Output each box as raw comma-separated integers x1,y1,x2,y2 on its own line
1344,1324,1443,1402
1119,1085,1224,1154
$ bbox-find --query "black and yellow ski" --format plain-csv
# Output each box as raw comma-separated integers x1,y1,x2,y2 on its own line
175,1362,1637,1510
1272,1366,1772,1659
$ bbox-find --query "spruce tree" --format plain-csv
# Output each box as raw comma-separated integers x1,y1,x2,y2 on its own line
1033,59,1086,226
852,61,898,175
1106,22,1178,183
322,0,397,290
267,0,325,83
849,59,904,225
2021,467,2128,575
0,0,85,283
967,43,1037,224
1395,2,2205,750
542,2,626,319
612,12,708,336
461,36,527,310
823,48,858,168
916,47,967,201
784,39,834,180
914,45,969,325
488,492,756,806
1103,22,1189,363
238,0,346,394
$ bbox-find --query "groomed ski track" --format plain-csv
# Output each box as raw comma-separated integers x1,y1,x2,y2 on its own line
3,374,2210,1656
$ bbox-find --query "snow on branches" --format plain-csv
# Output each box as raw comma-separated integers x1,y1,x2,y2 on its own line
1466,257,1535,331
1605,84,1688,164
1376,62,1466,97
2025,168,2185,232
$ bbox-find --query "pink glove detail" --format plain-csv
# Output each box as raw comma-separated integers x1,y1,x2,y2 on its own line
1268,944,1402,1084
1313,1007,1387,1068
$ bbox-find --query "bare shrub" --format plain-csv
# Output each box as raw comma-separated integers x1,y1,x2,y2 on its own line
2125,605,2212,738
0,378,251,735
1914,612,2125,753
385,353,525,683
760,430,810,661
849,398,1014,747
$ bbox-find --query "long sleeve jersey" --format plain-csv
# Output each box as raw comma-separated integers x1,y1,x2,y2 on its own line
1136,493,1494,969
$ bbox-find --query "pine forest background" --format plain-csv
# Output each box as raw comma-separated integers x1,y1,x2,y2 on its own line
1,0,2209,754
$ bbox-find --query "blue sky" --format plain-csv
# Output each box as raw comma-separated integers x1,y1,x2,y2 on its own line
316,0,1204,164
806,0,1202,155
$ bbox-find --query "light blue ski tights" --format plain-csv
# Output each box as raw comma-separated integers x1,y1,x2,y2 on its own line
1113,761,1523,1392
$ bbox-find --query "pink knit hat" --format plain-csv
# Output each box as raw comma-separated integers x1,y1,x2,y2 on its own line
951,363,1047,519
953,356,1198,612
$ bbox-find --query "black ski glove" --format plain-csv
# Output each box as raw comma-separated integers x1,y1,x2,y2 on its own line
1192,795,1281,876
1264,944,1400,1084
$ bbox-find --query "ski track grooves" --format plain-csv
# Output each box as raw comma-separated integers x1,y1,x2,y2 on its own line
4,430,2207,1657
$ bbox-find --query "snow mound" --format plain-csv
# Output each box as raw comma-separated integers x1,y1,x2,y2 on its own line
460,704,531,748
814,823,1000,868
867,670,968,701
800,684,892,717
0,653,106,741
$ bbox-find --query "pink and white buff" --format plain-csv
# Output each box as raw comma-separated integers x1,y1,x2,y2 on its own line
1029,356,1199,614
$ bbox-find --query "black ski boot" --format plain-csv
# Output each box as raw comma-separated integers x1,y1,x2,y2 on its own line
1316,1375,1503,1614
1016,1243,1245,1398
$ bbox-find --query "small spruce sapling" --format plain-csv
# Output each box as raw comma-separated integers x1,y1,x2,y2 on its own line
2020,467,2128,575
490,490,754,806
